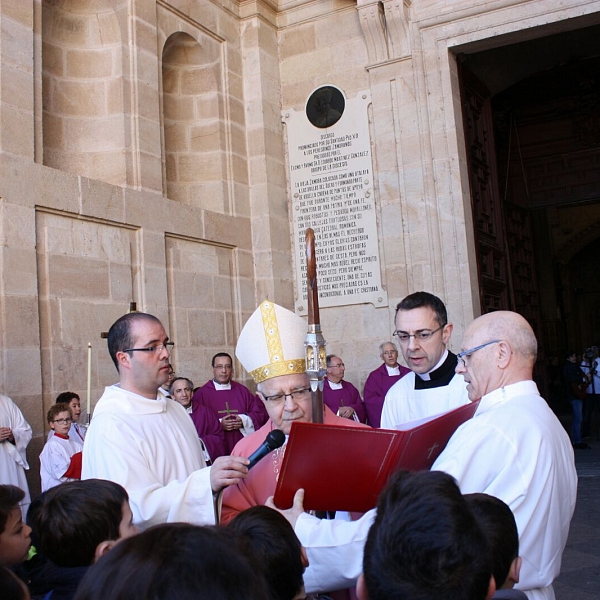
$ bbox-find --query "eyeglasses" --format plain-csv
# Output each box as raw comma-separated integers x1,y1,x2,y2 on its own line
263,387,311,405
382,350,398,356
123,342,174,354
53,418,73,425
328,363,344,369
393,326,443,343
456,340,500,367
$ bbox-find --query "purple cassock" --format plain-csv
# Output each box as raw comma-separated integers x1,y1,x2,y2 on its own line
189,400,227,463
193,380,269,456
363,362,411,427
323,378,367,423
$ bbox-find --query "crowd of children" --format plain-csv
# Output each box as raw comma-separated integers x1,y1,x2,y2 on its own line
1,468,528,600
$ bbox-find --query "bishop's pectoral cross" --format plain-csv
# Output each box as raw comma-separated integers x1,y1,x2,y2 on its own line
426,442,440,460
218,402,239,419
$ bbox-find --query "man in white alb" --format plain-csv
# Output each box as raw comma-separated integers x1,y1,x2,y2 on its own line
82,312,248,530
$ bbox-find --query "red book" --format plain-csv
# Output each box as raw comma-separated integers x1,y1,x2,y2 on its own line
273,400,479,512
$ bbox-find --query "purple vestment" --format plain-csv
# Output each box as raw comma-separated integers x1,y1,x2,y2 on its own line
363,362,410,427
323,378,367,423
189,399,227,462
193,380,269,455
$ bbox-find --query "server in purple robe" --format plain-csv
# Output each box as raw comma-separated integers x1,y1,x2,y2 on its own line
192,353,268,455
170,377,226,463
363,342,411,427
323,354,367,423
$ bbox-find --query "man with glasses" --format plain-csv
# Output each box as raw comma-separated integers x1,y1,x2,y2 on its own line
82,312,249,530
192,353,268,455
363,342,410,427
381,291,469,429
324,354,367,422
220,300,368,524
275,311,576,600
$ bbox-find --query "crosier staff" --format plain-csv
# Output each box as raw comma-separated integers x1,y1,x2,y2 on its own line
304,228,327,424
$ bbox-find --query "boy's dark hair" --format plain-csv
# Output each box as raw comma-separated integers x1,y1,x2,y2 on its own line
107,312,162,370
0,566,28,600
74,523,270,600
363,470,491,600
28,480,128,567
465,493,519,589
395,291,448,327
47,403,72,424
212,352,233,367
0,485,25,534
227,506,304,600
55,391,79,404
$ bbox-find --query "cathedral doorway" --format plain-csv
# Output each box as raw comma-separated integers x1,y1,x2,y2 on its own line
456,21,600,407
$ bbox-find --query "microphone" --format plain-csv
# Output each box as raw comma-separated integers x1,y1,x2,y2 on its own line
247,429,286,469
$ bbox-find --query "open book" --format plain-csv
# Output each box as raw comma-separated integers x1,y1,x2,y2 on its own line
272,400,479,512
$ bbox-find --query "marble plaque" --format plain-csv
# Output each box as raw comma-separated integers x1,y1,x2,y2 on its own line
283,85,388,314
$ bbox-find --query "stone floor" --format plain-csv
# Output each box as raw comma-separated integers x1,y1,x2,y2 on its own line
553,437,600,599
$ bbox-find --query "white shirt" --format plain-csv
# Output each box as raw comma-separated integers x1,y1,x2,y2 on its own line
297,381,577,600
381,352,469,428
82,384,214,530
385,365,401,376
580,359,600,394
433,381,577,600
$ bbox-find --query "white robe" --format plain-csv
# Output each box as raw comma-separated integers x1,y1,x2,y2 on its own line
433,381,577,600
381,369,470,428
297,381,577,600
82,384,215,530
0,395,32,516
40,434,84,491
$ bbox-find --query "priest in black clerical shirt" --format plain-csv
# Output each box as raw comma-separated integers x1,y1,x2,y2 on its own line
380,292,470,429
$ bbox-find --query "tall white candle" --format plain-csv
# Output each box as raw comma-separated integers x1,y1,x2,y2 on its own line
87,343,92,422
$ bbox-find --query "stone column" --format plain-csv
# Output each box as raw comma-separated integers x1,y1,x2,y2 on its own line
0,0,35,158
240,8,293,308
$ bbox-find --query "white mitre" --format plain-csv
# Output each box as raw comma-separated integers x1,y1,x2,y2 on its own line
236,300,307,384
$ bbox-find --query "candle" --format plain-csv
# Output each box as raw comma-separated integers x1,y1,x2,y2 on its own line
87,343,92,423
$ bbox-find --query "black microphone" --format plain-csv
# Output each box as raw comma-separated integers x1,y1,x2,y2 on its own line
247,429,285,469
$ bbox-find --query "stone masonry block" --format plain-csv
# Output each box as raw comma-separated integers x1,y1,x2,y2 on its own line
2,246,37,296
47,254,110,299
66,48,114,78
188,309,226,346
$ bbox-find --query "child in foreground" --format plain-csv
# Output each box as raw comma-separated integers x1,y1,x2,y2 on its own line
227,505,309,600
0,485,32,568
74,523,270,600
465,493,528,600
27,479,137,600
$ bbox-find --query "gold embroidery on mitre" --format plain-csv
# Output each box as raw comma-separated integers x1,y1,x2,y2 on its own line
249,359,306,384
247,301,306,384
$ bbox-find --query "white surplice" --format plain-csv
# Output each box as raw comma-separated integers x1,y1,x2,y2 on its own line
82,384,214,530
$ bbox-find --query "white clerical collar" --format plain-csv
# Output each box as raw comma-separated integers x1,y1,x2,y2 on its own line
329,380,343,390
385,364,401,376
213,380,232,391
416,350,448,381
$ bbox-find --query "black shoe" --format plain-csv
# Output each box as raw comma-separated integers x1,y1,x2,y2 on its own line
574,442,591,449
